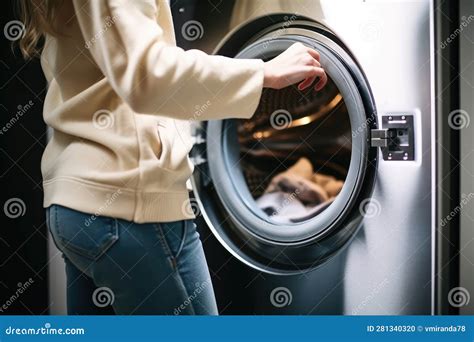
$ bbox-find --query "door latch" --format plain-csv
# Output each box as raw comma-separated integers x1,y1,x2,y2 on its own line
371,115,415,161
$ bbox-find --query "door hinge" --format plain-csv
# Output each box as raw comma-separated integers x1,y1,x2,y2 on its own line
371,115,415,161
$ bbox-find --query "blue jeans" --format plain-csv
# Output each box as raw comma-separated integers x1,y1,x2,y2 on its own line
46,204,218,315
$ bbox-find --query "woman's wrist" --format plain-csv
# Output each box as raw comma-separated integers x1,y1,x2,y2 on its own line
263,62,276,89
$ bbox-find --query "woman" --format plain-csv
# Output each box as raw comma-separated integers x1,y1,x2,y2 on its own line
18,0,327,315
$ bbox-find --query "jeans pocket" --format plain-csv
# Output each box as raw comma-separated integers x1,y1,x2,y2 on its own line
49,205,119,260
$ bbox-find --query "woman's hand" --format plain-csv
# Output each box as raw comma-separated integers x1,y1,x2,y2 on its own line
263,42,328,91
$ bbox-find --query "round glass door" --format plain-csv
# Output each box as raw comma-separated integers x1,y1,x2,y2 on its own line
191,16,378,274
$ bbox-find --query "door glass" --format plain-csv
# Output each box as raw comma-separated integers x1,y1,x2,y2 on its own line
237,76,351,224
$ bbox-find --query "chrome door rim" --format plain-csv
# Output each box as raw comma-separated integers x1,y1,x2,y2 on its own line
191,17,378,274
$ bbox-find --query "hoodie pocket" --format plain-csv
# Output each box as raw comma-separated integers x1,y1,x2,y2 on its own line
156,120,193,172
154,122,166,160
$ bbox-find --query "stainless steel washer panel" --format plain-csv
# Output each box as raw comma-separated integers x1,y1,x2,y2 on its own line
191,0,433,314
321,0,433,315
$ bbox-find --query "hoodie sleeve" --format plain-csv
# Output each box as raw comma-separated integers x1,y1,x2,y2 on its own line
72,0,264,120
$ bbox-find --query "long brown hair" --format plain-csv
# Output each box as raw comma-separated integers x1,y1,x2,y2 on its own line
17,0,64,59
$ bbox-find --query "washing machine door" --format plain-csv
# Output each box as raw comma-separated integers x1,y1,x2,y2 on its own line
191,15,379,275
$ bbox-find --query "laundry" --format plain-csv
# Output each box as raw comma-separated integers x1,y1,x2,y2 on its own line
256,158,344,223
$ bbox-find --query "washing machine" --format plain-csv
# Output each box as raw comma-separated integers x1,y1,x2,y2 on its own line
173,0,438,315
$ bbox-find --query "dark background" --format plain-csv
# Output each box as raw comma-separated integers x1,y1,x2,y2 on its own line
0,2,48,314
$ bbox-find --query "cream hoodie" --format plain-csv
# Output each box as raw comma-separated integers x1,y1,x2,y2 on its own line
41,0,264,222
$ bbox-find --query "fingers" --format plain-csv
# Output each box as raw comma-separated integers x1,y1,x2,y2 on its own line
306,47,320,62
291,43,320,61
315,69,328,91
306,57,321,68
298,76,316,91
298,67,327,92
265,43,328,91
300,46,325,91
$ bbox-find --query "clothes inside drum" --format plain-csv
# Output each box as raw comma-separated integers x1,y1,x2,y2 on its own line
256,157,344,223
236,77,351,223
